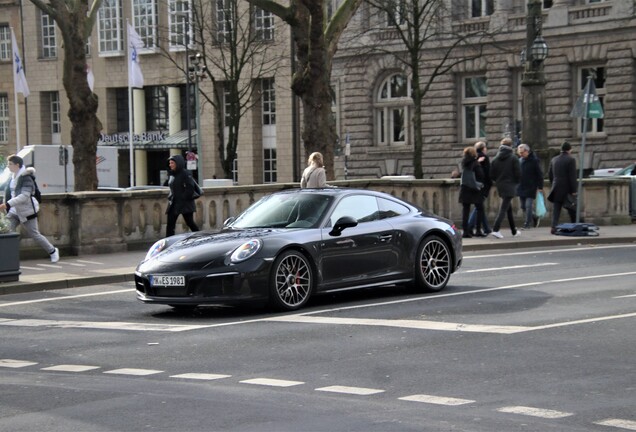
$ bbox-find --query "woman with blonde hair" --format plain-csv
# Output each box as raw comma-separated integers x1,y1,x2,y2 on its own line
300,152,327,188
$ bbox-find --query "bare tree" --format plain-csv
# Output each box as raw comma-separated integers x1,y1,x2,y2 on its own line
28,0,103,191
364,0,492,178
243,0,364,180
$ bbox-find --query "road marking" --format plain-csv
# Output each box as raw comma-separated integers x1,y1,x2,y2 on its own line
65,262,87,267
0,318,209,332
464,244,636,259
0,359,38,368
399,394,475,405
614,294,636,299
41,364,100,372
75,260,103,265
170,373,231,381
463,263,558,273
19,266,45,271
497,405,573,419
36,264,64,269
0,288,134,308
266,315,530,334
315,385,384,396
240,378,304,387
104,368,163,376
595,419,636,431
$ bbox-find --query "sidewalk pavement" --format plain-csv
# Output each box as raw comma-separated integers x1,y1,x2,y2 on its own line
1,225,634,296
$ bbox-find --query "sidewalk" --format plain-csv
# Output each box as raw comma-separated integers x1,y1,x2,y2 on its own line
1,225,634,296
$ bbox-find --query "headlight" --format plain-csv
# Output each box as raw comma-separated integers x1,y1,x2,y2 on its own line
230,239,262,263
145,239,167,261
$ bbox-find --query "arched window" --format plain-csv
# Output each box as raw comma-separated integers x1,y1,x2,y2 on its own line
375,74,412,146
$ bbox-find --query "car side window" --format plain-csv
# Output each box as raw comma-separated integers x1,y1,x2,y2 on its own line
378,197,410,219
329,195,380,226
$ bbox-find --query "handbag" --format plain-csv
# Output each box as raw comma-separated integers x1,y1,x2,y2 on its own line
190,178,203,199
563,193,577,211
460,168,483,191
535,191,547,218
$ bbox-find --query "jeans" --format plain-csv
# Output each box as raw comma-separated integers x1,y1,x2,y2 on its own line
520,196,535,227
462,202,483,234
467,202,490,233
492,196,517,234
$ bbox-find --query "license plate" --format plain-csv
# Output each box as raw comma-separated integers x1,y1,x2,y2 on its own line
150,275,185,287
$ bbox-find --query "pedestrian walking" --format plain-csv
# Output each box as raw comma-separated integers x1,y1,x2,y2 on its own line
0,155,59,262
467,141,491,235
300,152,327,188
548,141,577,234
165,154,200,237
458,146,485,238
516,143,544,229
489,137,521,239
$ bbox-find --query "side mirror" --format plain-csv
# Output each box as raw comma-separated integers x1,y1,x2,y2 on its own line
223,217,235,227
329,216,358,237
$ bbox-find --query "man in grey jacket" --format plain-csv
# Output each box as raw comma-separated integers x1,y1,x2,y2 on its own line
489,138,521,239
0,155,59,262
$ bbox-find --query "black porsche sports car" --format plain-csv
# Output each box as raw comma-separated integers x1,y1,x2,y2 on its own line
135,188,462,311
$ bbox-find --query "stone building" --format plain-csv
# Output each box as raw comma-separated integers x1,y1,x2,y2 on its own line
331,0,636,179
0,0,299,186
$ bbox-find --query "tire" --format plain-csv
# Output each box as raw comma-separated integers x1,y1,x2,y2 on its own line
269,250,314,311
414,235,451,292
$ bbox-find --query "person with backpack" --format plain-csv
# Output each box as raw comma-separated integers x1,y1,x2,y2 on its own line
0,154,59,262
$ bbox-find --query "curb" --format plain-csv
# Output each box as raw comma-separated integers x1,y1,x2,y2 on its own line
0,274,135,296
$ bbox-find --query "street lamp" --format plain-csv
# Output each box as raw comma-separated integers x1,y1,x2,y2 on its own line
521,0,549,161
189,52,206,184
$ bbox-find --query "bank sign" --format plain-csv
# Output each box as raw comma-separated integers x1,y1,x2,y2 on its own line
98,131,166,145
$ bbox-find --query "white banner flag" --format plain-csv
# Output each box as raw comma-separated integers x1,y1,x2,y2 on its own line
127,23,144,88
86,64,95,92
11,28,30,97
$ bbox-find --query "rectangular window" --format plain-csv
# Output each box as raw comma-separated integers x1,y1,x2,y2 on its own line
116,88,129,132
263,148,277,183
0,25,10,61
41,12,57,58
232,158,238,184
216,0,234,43
262,78,276,125
578,66,605,135
169,0,191,49
386,0,407,26
133,0,158,49
145,86,169,131
462,76,488,140
471,0,494,17
0,94,8,143
98,0,124,54
254,7,274,41
50,91,61,135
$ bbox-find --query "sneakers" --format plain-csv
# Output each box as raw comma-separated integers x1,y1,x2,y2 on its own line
513,231,522,237
491,231,503,239
50,248,60,263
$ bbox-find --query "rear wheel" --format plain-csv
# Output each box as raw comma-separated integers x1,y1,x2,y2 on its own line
414,235,451,292
269,250,314,311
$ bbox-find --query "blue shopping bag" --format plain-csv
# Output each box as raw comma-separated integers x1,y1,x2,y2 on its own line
535,191,547,218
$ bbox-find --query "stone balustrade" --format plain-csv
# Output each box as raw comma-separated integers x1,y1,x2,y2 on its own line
18,177,633,258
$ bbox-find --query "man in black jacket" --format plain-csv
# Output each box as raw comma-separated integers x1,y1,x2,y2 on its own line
489,137,521,239
517,144,544,229
165,154,200,237
548,141,578,234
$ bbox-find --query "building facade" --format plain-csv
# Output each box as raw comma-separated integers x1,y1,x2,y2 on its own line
0,0,298,186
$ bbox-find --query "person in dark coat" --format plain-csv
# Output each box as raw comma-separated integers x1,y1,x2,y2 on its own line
516,143,544,229
458,146,485,238
165,154,200,237
467,141,491,235
489,137,521,238
548,141,577,234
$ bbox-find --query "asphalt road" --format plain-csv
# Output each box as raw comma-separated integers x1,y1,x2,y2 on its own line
1,243,635,432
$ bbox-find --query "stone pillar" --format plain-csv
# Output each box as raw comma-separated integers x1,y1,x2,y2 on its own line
168,86,182,156
133,89,148,185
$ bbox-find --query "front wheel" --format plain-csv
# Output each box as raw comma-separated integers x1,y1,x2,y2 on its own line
414,235,451,292
269,250,314,311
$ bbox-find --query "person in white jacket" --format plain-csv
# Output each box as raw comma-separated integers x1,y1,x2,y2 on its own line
300,152,327,188
0,155,59,262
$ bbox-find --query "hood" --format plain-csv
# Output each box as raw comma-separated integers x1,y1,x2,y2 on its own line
168,154,186,172
495,145,513,160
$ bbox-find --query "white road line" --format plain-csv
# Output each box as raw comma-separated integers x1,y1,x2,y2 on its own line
240,378,304,387
170,373,231,381
0,359,38,368
37,264,64,269
19,266,46,271
464,263,558,273
0,318,209,332
315,385,384,396
0,288,133,308
41,364,100,372
104,368,163,376
399,394,475,406
464,244,636,259
65,262,87,267
595,419,636,431
75,260,103,265
614,294,636,299
266,315,530,334
496,405,573,419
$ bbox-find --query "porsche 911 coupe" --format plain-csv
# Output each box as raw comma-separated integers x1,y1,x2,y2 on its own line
135,188,462,311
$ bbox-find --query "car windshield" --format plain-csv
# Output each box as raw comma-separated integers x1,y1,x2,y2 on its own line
229,193,333,229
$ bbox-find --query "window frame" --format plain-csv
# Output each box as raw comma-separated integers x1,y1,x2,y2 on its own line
471,0,494,17
577,65,606,136
461,75,488,141
374,73,412,147
254,7,274,41
216,0,235,44
0,25,11,61
41,11,57,59
98,0,124,55
132,0,158,51
0,94,9,144
168,0,192,51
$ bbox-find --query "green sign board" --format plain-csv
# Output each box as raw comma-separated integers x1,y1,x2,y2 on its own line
570,78,604,119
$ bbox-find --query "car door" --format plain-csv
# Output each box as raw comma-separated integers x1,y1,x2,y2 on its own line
319,194,399,289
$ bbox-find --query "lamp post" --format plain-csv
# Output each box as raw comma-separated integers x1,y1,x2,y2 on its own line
189,52,206,184
521,0,549,158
